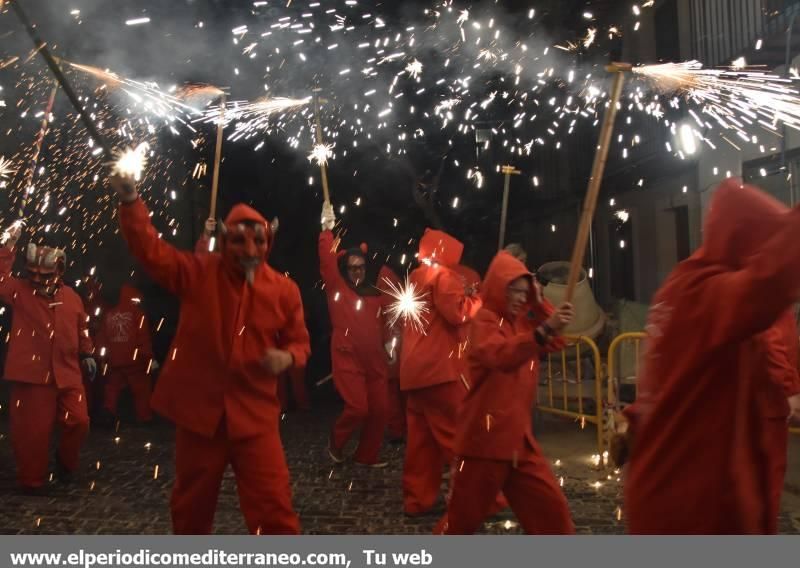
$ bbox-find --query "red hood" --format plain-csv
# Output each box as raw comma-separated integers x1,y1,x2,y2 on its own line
118,284,142,305
697,178,789,268
418,228,463,268
453,264,481,288
481,251,532,315
224,203,274,253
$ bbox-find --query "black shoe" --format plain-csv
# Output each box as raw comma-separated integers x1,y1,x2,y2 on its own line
55,458,74,485
19,485,48,497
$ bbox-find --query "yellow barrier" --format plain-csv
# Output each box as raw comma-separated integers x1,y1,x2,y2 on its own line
538,335,605,454
606,332,800,440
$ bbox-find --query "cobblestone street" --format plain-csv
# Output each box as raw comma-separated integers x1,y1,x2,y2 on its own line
1,403,798,535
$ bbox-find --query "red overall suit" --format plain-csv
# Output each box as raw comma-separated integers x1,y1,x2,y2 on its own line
624,179,800,534
319,230,390,465
96,284,155,422
0,246,93,490
438,252,574,534
758,311,800,533
399,229,481,514
119,198,310,534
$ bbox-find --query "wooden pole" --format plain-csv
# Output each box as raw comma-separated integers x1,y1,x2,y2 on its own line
498,165,521,250
19,80,58,218
565,64,630,302
209,94,226,220
313,90,331,204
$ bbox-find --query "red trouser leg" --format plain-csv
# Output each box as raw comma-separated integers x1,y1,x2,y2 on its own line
56,384,90,473
352,376,389,465
9,382,58,489
505,451,575,534
229,432,301,534
387,377,406,440
103,369,127,416
440,457,509,534
170,427,228,534
125,369,153,422
331,370,369,452
402,382,461,514
763,418,789,534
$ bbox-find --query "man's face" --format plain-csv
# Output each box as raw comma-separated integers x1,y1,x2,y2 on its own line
223,223,269,283
346,255,366,286
26,265,60,296
506,276,531,318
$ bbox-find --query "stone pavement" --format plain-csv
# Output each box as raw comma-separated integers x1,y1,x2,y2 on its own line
0,403,798,535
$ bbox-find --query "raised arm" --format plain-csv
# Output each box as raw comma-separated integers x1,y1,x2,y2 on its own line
112,175,201,297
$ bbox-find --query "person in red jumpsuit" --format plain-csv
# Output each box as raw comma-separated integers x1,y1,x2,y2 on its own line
319,202,391,467
757,310,800,533
0,224,96,495
96,283,158,423
111,174,310,535
620,179,800,534
399,228,482,515
437,251,575,534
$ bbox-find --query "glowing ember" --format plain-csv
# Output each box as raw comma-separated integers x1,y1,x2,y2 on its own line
111,142,150,181
380,276,430,333
0,156,17,180
308,143,334,166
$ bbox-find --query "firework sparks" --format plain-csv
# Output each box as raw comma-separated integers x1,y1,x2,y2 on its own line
111,142,150,181
0,156,17,180
308,143,334,166
405,59,423,79
380,276,430,333
1,220,24,245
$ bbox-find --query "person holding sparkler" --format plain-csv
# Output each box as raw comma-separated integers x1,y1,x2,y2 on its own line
0,223,96,495
95,284,158,424
110,174,310,535
436,251,575,534
319,201,393,467
617,179,800,534
399,228,482,515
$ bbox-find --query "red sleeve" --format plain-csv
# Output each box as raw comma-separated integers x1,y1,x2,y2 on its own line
118,199,201,297
318,230,342,288
195,234,211,255
0,246,20,303
277,279,311,370
703,206,800,349
432,268,482,327
76,295,94,356
469,309,539,372
762,320,800,397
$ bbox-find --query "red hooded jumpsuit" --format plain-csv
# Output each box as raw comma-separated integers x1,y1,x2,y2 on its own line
438,252,574,534
119,198,310,534
96,284,155,422
0,246,93,489
624,179,800,534
319,229,390,465
756,309,800,533
399,229,481,514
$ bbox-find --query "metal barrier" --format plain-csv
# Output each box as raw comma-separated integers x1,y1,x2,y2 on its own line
606,332,800,440
538,335,604,454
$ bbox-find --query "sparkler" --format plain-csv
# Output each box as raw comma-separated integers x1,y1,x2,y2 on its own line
380,276,430,333
0,156,17,180
308,143,334,167
111,143,150,181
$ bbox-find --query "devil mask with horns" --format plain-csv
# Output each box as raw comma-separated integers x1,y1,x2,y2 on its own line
26,243,66,296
